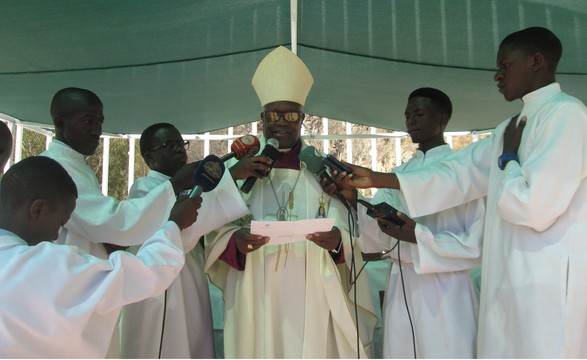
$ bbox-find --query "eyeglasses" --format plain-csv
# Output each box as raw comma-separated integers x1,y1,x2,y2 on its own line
150,140,189,152
261,111,304,123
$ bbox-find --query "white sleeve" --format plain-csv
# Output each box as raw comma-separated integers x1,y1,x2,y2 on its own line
397,136,492,218
64,181,176,247
411,198,484,274
181,170,249,251
68,221,185,315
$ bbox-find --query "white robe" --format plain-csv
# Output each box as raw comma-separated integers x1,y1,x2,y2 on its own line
396,83,587,358
119,169,249,358
0,222,185,358
206,141,377,358
41,140,177,257
357,145,484,358
40,140,178,357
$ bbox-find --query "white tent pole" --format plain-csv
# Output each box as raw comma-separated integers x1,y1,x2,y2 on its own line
445,134,453,149
370,127,377,172
14,124,23,164
204,132,210,156
45,133,53,150
127,137,136,193
228,126,234,154
395,137,402,167
2,120,14,172
102,137,110,196
345,122,352,163
290,0,298,54
322,117,329,153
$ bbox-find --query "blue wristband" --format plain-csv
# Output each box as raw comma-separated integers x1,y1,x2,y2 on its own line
498,153,519,170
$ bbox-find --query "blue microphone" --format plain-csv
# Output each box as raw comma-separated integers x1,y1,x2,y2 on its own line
188,155,226,199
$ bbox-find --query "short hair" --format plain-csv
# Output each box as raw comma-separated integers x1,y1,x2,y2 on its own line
408,87,453,118
500,27,562,71
139,123,177,157
1,156,78,211
50,87,102,119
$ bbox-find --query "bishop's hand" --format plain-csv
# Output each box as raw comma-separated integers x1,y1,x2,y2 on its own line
234,228,269,253
306,226,342,251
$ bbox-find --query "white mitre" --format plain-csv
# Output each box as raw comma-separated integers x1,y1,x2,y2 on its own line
252,46,314,107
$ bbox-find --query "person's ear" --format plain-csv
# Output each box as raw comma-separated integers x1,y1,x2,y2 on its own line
53,116,66,131
143,151,156,168
530,52,545,72
28,198,48,221
438,113,449,129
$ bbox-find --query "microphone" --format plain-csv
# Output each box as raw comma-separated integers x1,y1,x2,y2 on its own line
240,138,280,194
300,146,351,211
188,155,226,199
221,135,260,162
299,145,333,182
323,154,353,175
357,199,405,226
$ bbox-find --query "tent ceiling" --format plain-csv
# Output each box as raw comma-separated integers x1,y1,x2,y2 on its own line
1,0,585,134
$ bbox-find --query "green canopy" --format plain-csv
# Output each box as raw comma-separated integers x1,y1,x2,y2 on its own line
1,0,585,134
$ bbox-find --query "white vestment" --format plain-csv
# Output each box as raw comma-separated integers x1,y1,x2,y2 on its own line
0,223,185,358
206,141,377,358
119,169,249,358
41,140,178,356
396,83,587,358
358,145,484,358
41,140,177,257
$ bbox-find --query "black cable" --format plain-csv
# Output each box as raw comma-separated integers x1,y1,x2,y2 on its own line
158,289,168,359
351,241,399,288
347,208,360,359
396,241,417,358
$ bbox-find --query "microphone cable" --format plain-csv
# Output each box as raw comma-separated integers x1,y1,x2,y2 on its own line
158,289,168,359
396,240,417,358
346,207,360,359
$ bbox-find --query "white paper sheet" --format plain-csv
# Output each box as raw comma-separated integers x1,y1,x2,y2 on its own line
250,218,336,245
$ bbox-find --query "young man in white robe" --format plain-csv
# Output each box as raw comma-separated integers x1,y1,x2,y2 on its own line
205,46,377,358
0,156,202,358
119,123,257,358
336,88,484,358
337,27,587,358
40,87,200,356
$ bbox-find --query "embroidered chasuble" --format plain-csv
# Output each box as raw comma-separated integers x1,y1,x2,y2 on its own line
206,140,377,358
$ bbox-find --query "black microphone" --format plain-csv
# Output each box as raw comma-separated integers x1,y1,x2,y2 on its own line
188,155,226,199
220,135,261,162
357,199,405,226
299,146,351,211
299,145,333,182
323,154,353,175
240,138,280,194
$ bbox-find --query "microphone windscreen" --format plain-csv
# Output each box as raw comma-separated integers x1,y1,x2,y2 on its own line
299,146,326,174
261,138,280,161
240,138,280,194
192,155,225,193
231,135,260,160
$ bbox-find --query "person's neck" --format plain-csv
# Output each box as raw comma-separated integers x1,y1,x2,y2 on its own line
418,137,446,154
272,140,302,170
0,214,27,243
54,136,78,153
